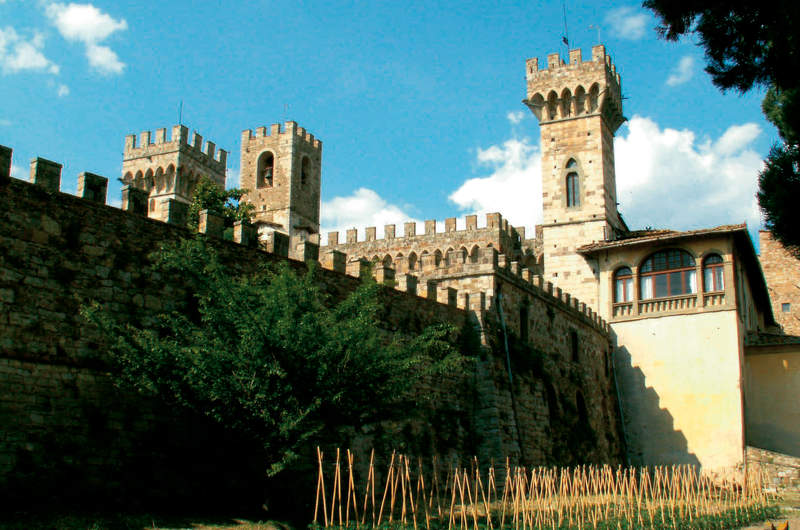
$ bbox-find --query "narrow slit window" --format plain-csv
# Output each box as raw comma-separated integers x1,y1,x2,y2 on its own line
566,173,579,207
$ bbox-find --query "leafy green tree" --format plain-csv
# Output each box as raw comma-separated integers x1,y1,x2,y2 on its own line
83,237,469,475
642,2,800,93
643,1,800,253
186,177,255,230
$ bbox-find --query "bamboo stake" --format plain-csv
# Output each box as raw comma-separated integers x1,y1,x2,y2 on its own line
448,465,457,530
377,451,395,527
404,455,418,530
315,447,328,527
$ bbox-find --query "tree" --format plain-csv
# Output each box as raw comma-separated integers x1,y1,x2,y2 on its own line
643,1,800,254
186,177,255,231
83,237,470,476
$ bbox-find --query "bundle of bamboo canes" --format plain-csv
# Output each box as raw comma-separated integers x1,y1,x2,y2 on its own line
312,448,779,529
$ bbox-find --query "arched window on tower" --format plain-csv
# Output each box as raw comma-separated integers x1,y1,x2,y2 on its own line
565,159,579,207
257,151,274,188
301,156,310,189
703,254,724,292
639,249,696,300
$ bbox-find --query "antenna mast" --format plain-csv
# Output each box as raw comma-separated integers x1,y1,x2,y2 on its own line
561,0,570,54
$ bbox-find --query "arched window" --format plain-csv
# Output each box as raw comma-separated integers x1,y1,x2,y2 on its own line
703,254,724,292
565,159,579,207
639,249,696,300
546,91,558,120
300,156,310,189
469,245,479,263
614,266,634,302
256,152,274,188
408,252,418,271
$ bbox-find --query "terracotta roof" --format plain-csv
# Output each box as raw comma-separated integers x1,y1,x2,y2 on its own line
745,332,800,348
577,223,747,253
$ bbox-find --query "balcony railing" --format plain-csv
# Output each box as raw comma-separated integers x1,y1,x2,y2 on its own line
612,302,634,318
638,294,697,314
703,292,725,307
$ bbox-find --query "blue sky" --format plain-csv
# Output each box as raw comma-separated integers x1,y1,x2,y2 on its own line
0,1,775,246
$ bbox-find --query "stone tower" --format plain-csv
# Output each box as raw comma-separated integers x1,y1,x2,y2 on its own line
524,45,626,310
121,125,228,221
240,121,322,241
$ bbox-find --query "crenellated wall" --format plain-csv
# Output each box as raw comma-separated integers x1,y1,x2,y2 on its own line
0,145,624,510
322,212,539,274
121,125,228,222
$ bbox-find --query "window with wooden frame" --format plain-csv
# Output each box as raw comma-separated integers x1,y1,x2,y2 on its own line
614,266,634,302
703,254,724,292
565,159,579,207
639,249,696,300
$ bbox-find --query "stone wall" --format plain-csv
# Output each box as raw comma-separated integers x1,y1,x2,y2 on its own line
759,231,800,335
746,446,800,492
0,173,624,509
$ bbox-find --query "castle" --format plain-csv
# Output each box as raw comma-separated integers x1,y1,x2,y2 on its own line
1,43,799,505
103,44,800,476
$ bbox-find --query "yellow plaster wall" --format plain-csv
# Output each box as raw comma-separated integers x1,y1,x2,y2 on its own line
745,349,800,457
613,309,745,471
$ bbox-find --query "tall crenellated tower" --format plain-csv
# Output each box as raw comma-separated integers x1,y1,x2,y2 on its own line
121,125,228,221
524,45,627,310
240,121,322,241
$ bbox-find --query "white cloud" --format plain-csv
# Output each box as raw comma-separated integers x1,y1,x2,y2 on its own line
10,163,23,180
57,83,69,96
446,115,762,237
45,2,127,74
507,111,525,125
0,27,59,74
666,55,695,87
45,2,127,43
85,43,123,74
226,167,241,189
321,188,419,241
606,7,649,40
615,115,763,231
448,136,542,233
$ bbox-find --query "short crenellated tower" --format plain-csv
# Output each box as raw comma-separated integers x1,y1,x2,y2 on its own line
121,125,228,222
524,45,627,311
240,121,322,241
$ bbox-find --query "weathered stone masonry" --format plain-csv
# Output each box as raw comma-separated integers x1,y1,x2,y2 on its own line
0,147,623,507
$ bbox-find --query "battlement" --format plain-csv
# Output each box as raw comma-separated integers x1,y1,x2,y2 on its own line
323,212,520,248
525,45,620,84
409,246,608,332
123,125,228,168
524,45,624,131
241,120,322,150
